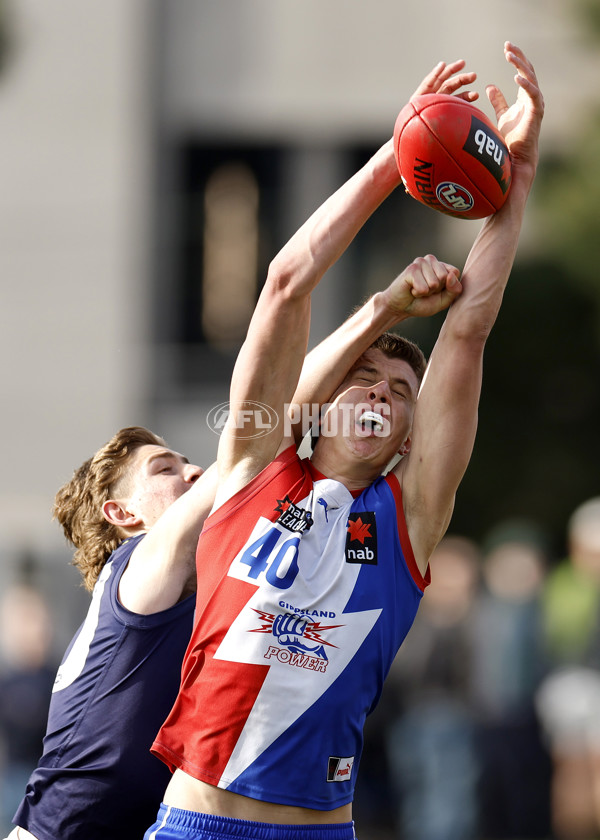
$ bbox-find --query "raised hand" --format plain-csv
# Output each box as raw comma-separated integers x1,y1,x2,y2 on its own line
412,58,479,102
382,255,463,320
486,42,544,174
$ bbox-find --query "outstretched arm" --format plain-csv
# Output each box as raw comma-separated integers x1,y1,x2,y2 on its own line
398,42,545,571
118,463,219,613
290,257,463,443
215,61,477,506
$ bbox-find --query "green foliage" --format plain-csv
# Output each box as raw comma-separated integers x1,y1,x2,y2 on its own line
536,111,600,309
451,259,600,552
0,0,14,77
574,0,600,39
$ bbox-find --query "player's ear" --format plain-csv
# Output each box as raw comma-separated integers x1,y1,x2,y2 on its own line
102,499,142,528
398,437,411,457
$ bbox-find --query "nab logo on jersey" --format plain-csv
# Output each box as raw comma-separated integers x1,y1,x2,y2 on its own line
327,756,355,782
345,512,378,565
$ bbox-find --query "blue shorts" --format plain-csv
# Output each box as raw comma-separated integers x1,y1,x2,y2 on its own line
144,805,356,840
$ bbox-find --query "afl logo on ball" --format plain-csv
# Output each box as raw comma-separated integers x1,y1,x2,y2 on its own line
436,182,475,213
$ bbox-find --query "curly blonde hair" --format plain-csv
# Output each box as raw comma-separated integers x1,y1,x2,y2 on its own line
53,426,166,592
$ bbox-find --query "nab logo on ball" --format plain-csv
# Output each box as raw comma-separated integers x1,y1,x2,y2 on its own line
436,182,474,214
463,116,511,195
393,93,512,220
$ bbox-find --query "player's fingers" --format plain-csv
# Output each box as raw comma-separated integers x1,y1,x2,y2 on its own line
439,260,460,276
412,59,471,97
427,258,462,297
505,43,543,105
431,258,461,288
515,72,545,113
411,256,456,295
504,42,536,79
454,91,480,103
506,48,544,111
411,61,446,97
443,265,463,296
440,77,479,103
438,70,477,94
403,257,435,296
438,59,467,80
486,84,509,121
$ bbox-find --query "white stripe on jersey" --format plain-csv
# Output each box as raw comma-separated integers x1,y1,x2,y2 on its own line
52,561,114,693
214,482,381,786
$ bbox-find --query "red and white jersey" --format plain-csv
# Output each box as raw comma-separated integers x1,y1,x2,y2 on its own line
152,446,429,810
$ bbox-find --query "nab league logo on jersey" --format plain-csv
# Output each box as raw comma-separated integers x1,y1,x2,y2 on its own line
274,496,314,533
345,512,378,565
252,609,343,671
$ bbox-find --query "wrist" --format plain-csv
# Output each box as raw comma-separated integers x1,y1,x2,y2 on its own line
370,139,403,192
373,289,412,328
509,158,538,196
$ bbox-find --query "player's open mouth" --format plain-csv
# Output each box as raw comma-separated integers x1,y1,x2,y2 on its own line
358,410,384,433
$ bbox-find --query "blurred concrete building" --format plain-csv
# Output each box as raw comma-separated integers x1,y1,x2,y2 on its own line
1,0,599,636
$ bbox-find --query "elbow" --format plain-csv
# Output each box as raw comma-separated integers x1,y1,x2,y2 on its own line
265,258,294,297
450,320,492,351
448,301,500,347
264,254,314,302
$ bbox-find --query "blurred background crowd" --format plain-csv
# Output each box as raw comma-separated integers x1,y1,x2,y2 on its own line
6,497,600,840
356,496,600,840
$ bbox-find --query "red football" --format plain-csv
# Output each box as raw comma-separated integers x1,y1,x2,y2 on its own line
393,93,511,220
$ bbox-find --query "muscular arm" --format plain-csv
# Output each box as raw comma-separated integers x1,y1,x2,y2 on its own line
214,141,402,506
118,463,218,614
397,43,545,572
290,262,463,443
216,62,478,507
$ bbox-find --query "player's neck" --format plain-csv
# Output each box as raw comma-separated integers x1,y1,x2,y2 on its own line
309,448,379,494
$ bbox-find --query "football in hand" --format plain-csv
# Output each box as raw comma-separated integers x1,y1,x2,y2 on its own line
393,93,512,220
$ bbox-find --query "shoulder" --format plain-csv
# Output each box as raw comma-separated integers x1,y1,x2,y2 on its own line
107,535,195,626
209,445,305,524
103,535,145,591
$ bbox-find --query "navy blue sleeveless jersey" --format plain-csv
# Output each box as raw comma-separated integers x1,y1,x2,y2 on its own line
13,535,195,840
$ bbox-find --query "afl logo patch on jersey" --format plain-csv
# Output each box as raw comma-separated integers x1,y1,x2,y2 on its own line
345,512,378,565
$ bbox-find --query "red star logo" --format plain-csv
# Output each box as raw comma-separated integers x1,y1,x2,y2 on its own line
347,517,372,544
275,496,291,514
